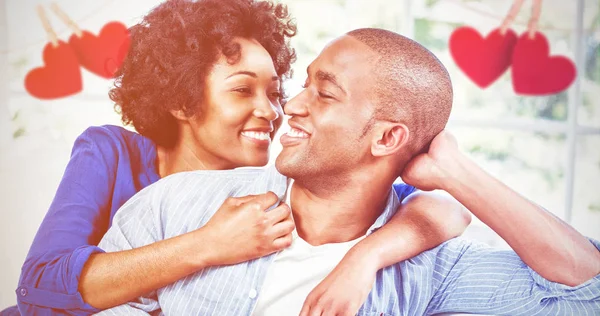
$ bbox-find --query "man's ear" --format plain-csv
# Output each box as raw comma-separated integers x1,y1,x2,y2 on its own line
370,122,409,157
170,108,189,122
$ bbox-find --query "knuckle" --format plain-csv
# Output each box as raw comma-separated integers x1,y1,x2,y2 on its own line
283,236,293,247
259,216,269,228
315,295,328,306
280,203,291,213
304,295,316,305
252,202,263,212
265,191,278,200
256,243,267,253
285,225,294,234
257,230,267,240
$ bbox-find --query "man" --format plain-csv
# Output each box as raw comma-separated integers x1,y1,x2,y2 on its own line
96,28,600,315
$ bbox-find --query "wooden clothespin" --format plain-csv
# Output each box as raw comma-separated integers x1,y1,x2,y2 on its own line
500,0,543,39
49,2,83,38
36,5,59,48
500,0,526,35
527,0,543,39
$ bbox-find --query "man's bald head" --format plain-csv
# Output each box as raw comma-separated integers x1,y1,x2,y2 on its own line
347,28,453,156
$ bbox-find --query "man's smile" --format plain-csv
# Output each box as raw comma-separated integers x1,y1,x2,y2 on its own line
280,128,310,146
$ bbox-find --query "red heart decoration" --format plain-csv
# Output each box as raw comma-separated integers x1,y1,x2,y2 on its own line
25,41,82,99
511,32,576,96
68,22,130,79
450,27,518,88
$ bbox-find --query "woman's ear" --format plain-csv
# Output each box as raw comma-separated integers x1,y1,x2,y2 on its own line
371,122,410,157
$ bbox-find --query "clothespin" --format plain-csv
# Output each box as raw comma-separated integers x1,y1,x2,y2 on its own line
500,0,543,39
49,2,84,38
36,5,59,48
527,0,543,39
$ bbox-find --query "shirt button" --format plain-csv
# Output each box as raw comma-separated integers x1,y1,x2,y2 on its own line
19,287,28,297
249,288,257,299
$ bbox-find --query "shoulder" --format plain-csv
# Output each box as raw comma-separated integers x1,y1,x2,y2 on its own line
73,125,155,159
155,165,284,191
76,125,148,148
145,165,287,208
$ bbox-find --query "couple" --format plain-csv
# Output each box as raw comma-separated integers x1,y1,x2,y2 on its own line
95,22,600,316
14,0,600,315
15,0,470,315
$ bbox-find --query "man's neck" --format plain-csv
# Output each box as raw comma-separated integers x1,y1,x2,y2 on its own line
290,170,395,246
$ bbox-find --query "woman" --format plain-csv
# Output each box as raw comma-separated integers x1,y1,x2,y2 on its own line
13,0,469,315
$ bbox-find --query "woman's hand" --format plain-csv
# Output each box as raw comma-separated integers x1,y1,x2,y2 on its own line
299,249,377,316
200,191,295,266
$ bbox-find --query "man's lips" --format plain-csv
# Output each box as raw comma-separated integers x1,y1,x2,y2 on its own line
280,127,310,147
287,121,311,136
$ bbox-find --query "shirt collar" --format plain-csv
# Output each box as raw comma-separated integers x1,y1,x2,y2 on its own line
366,187,401,236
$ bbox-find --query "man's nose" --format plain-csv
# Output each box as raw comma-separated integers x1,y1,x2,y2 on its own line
283,91,309,117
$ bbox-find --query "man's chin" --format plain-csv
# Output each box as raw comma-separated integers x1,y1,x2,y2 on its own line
275,154,299,177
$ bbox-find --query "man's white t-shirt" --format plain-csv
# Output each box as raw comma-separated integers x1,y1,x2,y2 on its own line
253,183,365,316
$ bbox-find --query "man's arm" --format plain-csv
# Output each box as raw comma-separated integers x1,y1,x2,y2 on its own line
93,301,156,316
364,189,471,269
94,300,159,316
300,190,471,316
402,130,600,286
423,238,600,315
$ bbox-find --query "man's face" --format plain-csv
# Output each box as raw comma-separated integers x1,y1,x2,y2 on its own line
276,35,378,180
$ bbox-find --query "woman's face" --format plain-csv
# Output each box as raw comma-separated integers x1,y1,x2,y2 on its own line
186,37,283,169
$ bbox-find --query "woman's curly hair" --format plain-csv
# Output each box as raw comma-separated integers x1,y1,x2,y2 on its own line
110,0,297,147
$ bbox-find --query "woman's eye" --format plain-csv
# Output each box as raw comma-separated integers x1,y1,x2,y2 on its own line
234,87,252,94
270,91,282,98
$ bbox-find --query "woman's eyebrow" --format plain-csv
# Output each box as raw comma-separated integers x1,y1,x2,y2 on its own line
226,71,257,79
226,71,280,82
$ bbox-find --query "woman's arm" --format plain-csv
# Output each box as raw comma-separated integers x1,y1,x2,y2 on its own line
18,127,293,314
300,188,470,316
18,127,122,315
80,192,293,309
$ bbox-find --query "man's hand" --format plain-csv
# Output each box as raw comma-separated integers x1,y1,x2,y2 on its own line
299,251,377,316
200,192,294,266
401,130,460,191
